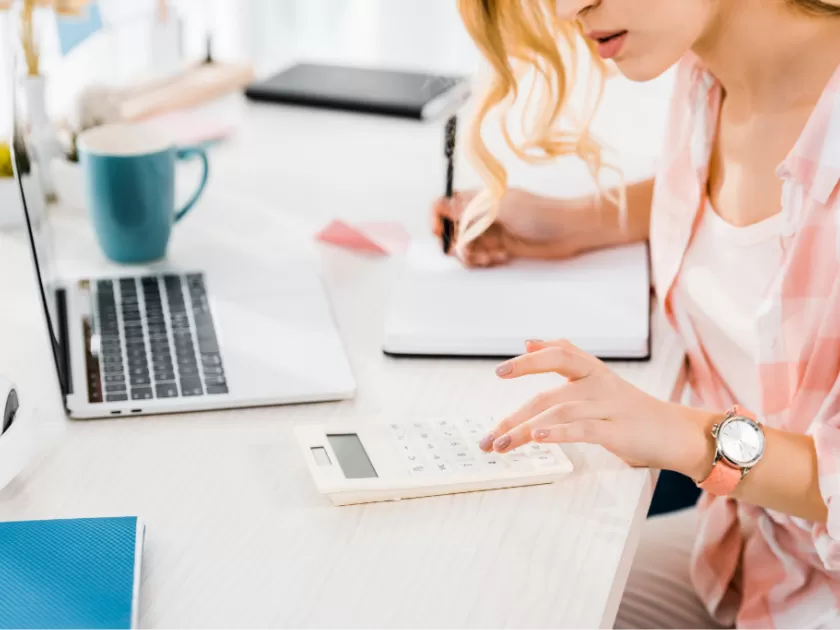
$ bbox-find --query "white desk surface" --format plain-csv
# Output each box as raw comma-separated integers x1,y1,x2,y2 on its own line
0,93,683,628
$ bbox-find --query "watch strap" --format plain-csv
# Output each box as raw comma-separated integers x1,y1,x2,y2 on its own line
697,405,756,496
697,457,742,496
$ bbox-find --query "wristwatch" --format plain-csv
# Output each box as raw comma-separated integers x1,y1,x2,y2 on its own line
697,405,765,496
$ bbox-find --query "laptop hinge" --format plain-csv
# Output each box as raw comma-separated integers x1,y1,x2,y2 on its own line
56,288,73,396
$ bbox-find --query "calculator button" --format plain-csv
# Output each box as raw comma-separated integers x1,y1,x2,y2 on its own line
433,461,452,473
414,439,440,455
433,419,453,430
394,435,411,451
409,464,430,476
443,439,467,451
479,453,509,470
478,418,496,430
439,429,461,440
454,461,480,472
525,443,551,455
449,449,474,462
396,443,420,463
463,426,484,439
389,423,406,437
410,422,430,433
532,453,557,467
505,454,533,471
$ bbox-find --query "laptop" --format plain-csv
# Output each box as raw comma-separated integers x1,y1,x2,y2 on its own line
383,239,651,360
9,83,356,420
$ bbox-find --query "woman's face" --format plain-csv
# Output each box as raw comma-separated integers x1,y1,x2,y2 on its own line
556,0,715,81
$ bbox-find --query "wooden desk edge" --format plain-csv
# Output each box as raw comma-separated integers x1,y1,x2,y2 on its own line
600,345,688,629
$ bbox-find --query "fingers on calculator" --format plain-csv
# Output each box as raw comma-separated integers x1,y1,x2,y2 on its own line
390,418,565,477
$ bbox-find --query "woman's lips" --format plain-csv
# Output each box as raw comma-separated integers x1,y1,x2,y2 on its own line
587,30,628,60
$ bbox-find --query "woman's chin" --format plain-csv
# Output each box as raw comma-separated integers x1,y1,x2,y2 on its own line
613,58,671,83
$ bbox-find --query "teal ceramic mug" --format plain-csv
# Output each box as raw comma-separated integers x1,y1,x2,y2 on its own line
78,123,209,264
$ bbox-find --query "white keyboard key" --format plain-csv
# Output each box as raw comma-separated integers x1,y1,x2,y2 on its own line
410,421,430,434
439,429,461,440
532,453,557,468
428,451,446,463
433,461,452,474
433,419,453,430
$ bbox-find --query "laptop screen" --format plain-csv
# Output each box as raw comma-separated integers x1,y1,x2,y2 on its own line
9,78,69,397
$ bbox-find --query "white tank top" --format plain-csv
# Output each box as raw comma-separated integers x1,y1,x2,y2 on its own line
676,200,784,413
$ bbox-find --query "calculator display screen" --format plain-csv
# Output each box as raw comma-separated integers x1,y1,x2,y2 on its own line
327,434,378,479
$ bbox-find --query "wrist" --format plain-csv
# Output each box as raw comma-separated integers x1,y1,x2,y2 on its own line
663,403,721,481
559,196,628,254
575,192,647,252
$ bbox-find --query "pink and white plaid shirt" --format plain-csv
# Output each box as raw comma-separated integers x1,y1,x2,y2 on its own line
649,53,840,629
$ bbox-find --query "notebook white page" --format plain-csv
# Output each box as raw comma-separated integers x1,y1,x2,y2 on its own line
383,239,651,359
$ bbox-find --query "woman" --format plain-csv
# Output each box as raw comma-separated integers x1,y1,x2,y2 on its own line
434,0,840,628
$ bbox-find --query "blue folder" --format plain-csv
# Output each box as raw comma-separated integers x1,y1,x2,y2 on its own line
0,516,145,629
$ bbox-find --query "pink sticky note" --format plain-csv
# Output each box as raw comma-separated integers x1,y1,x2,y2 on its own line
358,222,410,254
316,220,390,255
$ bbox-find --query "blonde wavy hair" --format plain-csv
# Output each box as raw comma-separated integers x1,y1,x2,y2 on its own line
455,0,840,250
455,0,615,249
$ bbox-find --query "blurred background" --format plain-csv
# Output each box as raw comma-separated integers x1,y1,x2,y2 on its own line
0,0,483,137
1,0,678,234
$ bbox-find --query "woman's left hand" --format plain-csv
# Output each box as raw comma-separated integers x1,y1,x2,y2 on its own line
480,339,714,478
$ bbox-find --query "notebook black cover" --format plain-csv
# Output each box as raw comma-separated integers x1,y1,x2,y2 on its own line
244,63,468,120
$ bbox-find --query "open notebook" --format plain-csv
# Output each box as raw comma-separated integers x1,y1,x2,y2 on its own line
383,240,651,360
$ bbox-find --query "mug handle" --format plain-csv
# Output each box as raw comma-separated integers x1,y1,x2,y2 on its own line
174,146,209,223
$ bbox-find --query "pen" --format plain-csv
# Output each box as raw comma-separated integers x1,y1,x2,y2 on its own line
2,387,18,435
442,115,457,254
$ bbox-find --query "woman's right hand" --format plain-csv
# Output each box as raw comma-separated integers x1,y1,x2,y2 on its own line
430,188,611,268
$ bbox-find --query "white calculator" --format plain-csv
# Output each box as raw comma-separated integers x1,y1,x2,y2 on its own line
294,417,574,506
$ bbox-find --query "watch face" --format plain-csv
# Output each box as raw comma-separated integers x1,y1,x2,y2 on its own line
719,418,764,466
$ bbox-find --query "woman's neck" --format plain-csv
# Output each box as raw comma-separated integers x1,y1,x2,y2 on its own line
693,1,840,116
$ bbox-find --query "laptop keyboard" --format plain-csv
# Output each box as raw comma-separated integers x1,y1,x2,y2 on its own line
93,273,228,403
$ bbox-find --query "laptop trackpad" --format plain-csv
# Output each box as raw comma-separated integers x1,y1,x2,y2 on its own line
210,293,353,399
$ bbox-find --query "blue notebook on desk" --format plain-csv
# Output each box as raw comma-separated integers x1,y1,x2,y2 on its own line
0,516,145,629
